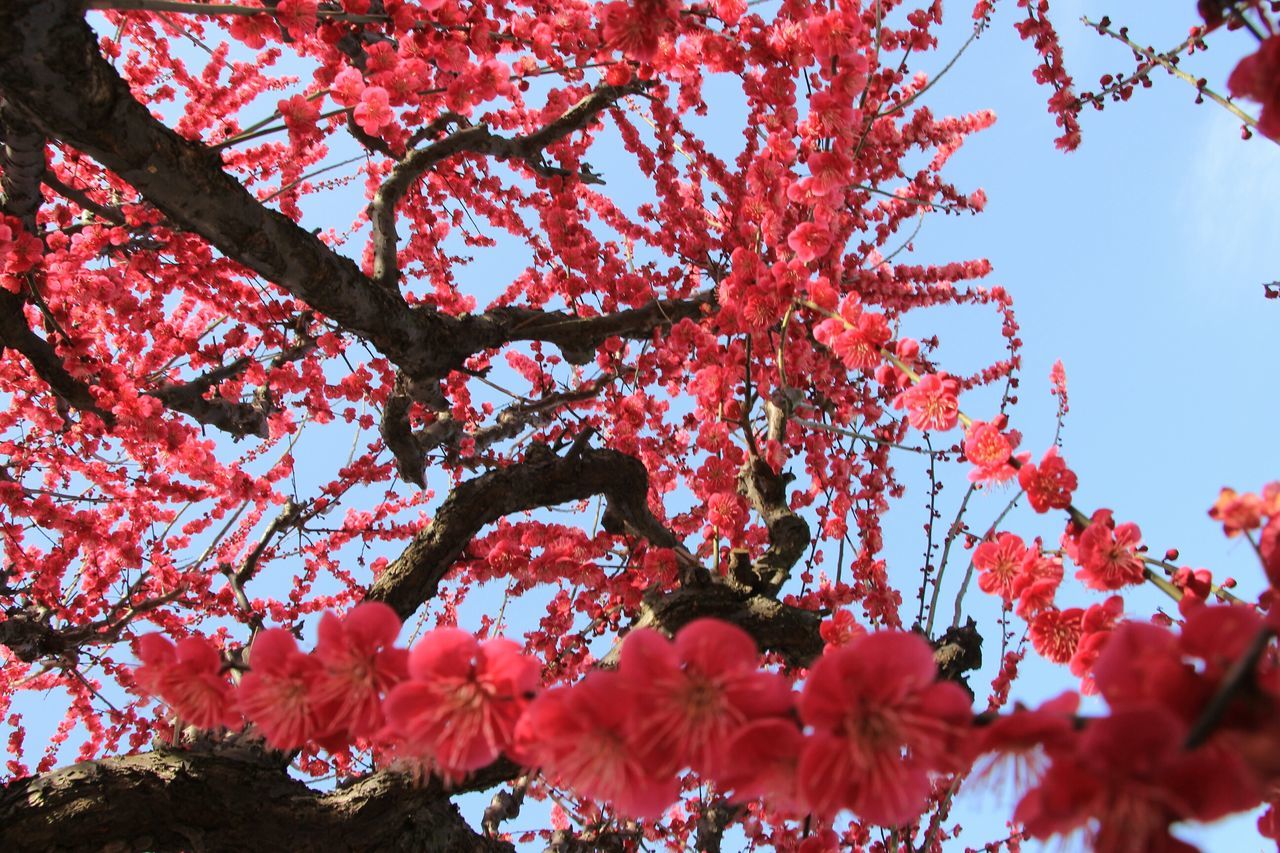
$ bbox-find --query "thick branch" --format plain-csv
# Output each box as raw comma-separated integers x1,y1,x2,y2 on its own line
0,749,512,852
0,0,462,381
737,456,810,595
367,447,671,619
477,289,716,365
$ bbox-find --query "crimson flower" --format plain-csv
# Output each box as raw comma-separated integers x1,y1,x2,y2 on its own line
310,602,407,743
1228,36,1280,140
383,627,535,776
1016,448,1077,513
1073,510,1145,591
974,532,1029,605
797,631,971,825
964,420,1020,484
617,619,792,776
891,372,961,432
238,629,323,750
133,633,239,730
1028,607,1083,665
514,671,678,819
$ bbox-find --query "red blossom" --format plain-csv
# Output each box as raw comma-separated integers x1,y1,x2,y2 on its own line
787,221,833,264
514,671,678,820
238,629,323,750
618,620,792,776
310,602,407,742
974,532,1029,605
891,372,961,432
383,627,535,775
1029,607,1083,665
797,631,971,824
1228,36,1280,140
353,86,394,135
133,634,239,731
1017,447,1077,513
1073,510,1145,591
964,420,1020,484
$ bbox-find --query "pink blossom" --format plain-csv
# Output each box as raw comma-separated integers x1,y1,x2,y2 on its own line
797,631,971,824
238,629,323,749
353,86,393,134
384,627,537,775
617,620,792,776
1017,448,1077,513
891,372,960,432
133,634,239,730
974,532,1028,605
1074,510,1145,591
311,602,407,742
787,221,833,264
514,671,678,819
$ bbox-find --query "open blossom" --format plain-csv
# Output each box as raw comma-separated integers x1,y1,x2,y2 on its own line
813,299,891,372
133,634,239,730
353,85,393,134
514,671,678,819
310,602,407,742
383,627,534,775
974,532,1029,605
797,631,971,824
1073,510,1145,591
787,221,833,263
1017,447,1077,513
238,629,323,749
891,372,960,432
1029,607,1083,665
964,420,1020,484
618,620,792,776
601,0,679,62
1228,36,1280,140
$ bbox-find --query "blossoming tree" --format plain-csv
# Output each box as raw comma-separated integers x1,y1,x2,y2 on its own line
1,0,1278,850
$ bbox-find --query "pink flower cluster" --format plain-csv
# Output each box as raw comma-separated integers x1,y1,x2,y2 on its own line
0,214,43,293
812,295,892,373
133,609,973,825
983,605,1280,851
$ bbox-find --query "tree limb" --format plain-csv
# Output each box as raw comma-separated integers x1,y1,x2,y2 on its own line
367,447,679,619
0,748,513,852
0,0,459,381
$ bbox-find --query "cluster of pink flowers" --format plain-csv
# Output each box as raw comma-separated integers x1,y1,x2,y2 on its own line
131,595,1280,849
0,214,43,293
812,295,892,373
135,608,977,824
983,604,1280,851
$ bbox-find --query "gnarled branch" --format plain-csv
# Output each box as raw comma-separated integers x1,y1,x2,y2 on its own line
0,748,513,852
